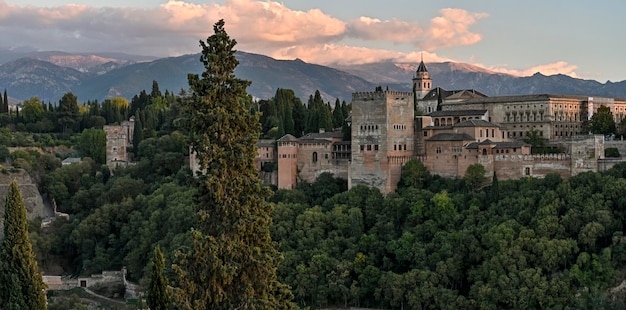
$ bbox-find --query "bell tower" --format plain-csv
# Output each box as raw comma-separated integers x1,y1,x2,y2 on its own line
412,54,432,101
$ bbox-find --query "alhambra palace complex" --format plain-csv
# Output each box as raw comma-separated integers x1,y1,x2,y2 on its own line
271,60,626,194
108,61,626,194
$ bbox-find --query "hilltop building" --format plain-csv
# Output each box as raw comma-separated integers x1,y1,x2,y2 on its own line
185,60,626,194
348,60,621,193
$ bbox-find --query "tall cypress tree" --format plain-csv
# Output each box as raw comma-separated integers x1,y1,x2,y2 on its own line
332,98,344,128
292,97,306,137
173,19,294,309
132,111,143,156
0,180,47,309
3,89,8,113
147,246,170,310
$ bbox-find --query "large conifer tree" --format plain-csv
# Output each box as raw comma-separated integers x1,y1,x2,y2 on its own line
173,19,294,309
0,180,47,309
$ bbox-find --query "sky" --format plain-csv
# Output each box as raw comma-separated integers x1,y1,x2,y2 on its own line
3,0,625,82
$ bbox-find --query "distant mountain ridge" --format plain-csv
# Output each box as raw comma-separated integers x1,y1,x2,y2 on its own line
0,48,625,104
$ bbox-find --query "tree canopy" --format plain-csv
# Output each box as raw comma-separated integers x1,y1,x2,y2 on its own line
589,105,616,135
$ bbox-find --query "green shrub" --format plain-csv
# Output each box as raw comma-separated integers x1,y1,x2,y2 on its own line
605,147,621,158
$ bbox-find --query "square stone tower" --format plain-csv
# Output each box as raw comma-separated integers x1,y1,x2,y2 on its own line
350,89,415,193
104,117,135,171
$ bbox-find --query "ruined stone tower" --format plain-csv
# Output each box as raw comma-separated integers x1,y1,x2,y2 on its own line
103,116,135,171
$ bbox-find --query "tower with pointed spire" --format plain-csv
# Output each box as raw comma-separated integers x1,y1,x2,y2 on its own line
412,55,432,101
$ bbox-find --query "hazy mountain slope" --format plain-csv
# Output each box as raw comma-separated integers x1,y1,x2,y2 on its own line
335,61,625,98
76,52,375,103
0,48,156,74
1,49,626,104
75,54,203,100
0,58,86,102
236,52,374,101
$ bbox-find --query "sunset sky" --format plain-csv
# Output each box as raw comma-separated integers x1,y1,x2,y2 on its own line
4,0,625,82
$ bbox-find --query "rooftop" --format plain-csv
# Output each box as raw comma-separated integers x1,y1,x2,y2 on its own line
428,109,487,117
453,119,501,128
466,141,528,149
301,131,344,140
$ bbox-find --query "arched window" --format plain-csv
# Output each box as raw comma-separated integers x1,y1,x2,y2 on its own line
312,152,318,163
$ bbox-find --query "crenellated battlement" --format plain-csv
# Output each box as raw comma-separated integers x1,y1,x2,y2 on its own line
385,91,413,97
352,90,413,101
353,91,386,101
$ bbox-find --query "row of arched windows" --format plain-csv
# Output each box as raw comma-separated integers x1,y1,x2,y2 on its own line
505,111,545,122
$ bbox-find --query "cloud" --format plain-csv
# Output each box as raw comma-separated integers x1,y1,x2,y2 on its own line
345,8,487,51
423,8,488,51
348,17,425,43
487,61,579,78
0,1,581,79
270,44,455,67
0,1,488,59
0,0,346,56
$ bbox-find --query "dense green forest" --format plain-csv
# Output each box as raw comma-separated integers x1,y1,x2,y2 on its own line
3,82,626,308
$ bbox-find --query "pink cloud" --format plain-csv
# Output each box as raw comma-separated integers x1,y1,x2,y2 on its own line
159,0,346,47
345,8,487,51
0,0,579,80
423,8,488,51
271,44,451,66
0,0,346,56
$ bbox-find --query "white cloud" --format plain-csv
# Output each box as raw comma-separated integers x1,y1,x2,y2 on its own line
487,61,579,78
347,17,425,43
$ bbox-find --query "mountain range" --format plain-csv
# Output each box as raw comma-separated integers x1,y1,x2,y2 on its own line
1,48,625,105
